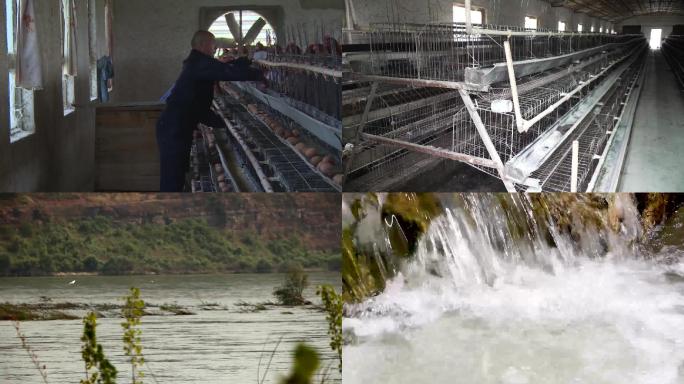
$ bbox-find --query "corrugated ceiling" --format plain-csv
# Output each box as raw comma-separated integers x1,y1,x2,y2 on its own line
545,0,684,22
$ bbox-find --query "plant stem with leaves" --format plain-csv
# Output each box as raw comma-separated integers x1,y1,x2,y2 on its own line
81,312,117,384
316,285,342,372
122,287,145,384
12,320,48,383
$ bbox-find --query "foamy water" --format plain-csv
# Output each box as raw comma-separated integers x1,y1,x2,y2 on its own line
343,197,684,384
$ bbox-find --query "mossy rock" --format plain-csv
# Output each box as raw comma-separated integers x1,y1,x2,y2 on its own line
342,226,384,303
528,193,611,240
636,193,684,234
380,193,443,257
648,205,684,252
342,193,444,303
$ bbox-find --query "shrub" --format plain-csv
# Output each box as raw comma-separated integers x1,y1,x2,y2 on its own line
82,256,99,272
255,259,273,273
273,267,309,305
278,261,303,273
18,223,33,238
326,256,342,272
0,253,10,275
101,257,134,275
235,260,253,273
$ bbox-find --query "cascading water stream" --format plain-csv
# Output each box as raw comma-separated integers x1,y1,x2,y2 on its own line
343,194,684,384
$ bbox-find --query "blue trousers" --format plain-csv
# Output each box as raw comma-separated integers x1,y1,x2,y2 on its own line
156,117,192,192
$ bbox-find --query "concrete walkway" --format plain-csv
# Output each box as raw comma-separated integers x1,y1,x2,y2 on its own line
620,51,684,191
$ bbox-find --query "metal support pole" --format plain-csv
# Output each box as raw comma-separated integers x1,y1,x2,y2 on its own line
362,133,500,169
344,82,379,179
504,40,525,132
571,140,579,192
465,0,472,34
458,89,517,192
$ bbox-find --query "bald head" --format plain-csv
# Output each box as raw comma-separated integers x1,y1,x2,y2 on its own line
192,30,216,56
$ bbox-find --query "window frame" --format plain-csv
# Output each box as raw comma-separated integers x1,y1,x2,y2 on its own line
61,0,76,115
87,0,97,102
6,0,36,143
524,16,538,31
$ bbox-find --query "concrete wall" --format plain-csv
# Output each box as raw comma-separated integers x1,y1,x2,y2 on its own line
111,0,345,103
617,15,684,37
351,0,612,32
0,0,108,192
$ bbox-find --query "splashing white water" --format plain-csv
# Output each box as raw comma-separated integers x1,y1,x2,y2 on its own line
344,195,684,384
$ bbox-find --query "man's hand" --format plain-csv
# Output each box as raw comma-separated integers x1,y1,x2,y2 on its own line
256,79,269,91
258,69,270,89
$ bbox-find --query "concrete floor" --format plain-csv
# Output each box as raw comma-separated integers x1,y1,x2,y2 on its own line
620,50,684,191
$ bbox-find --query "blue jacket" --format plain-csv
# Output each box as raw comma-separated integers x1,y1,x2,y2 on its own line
157,49,262,150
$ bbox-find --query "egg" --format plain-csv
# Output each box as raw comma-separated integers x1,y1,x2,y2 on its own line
333,174,344,185
304,148,318,158
322,155,336,166
292,129,301,137
295,143,307,153
287,137,300,145
214,163,223,173
310,156,323,166
317,161,335,177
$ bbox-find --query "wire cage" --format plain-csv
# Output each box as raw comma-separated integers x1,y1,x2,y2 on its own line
344,86,464,189
361,22,641,84
529,50,647,192
343,21,649,191
662,34,684,89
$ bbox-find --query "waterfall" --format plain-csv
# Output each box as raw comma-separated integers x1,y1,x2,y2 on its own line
344,194,684,384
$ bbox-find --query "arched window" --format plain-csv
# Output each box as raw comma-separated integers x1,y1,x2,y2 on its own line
209,10,275,47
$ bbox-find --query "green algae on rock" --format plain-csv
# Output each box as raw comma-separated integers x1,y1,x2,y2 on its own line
342,193,444,303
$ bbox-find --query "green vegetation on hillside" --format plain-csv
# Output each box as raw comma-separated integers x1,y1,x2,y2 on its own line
0,216,339,276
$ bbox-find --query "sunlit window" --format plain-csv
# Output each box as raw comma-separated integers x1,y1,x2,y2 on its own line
454,4,483,25
578,24,583,33
558,21,566,32
5,0,35,142
524,16,537,30
209,10,275,47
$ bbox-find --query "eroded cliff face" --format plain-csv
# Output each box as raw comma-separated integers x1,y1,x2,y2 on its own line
0,193,340,252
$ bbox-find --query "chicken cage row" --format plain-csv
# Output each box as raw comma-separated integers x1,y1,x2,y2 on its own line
662,34,684,90
343,22,649,191
355,22,643,86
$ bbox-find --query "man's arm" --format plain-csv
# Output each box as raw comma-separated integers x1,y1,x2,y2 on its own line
195,56,264,82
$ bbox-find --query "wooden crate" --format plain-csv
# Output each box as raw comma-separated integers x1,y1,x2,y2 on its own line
95,103,164,191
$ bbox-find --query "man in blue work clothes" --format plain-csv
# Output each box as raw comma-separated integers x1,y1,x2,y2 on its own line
156,30,264,192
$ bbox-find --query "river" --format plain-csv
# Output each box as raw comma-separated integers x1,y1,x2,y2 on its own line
343,194,684,384
1,272,341,384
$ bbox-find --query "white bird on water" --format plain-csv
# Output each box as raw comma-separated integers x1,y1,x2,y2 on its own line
68,280,76,285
